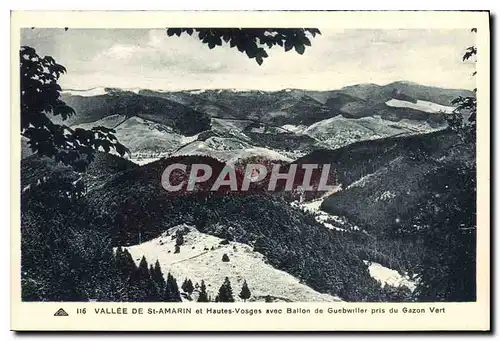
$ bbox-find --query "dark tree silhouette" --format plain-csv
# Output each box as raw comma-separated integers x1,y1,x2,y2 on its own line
20,46,129,172
150,260,166,288
132,256,149,282
197,280,209,302
181,278,194,294
115,247,137,280
128,256,160,302
166,28,321,65
215,277,234,302
239,280,251,302
175,232,184,246
165,272,182,302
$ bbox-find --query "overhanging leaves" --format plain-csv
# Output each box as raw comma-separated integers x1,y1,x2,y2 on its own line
20,46,130,172
165,28,321,65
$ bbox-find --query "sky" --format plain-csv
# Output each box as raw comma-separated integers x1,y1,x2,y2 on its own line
20,28,476,91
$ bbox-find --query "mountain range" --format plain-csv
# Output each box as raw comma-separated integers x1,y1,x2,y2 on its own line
41,81,470,164
21,81,476,302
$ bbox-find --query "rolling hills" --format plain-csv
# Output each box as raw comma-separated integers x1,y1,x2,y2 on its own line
59,90,211,135
51,81,471,166
293,129,475,232
20,80,476,302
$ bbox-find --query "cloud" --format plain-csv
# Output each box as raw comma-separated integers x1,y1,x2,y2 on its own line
100,44,141,60
21,28,476,91
91,30,233,75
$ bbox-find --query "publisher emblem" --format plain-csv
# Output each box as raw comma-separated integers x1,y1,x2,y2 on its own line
54,308,69,317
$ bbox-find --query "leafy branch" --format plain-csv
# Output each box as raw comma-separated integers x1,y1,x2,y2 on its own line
166,28,321,65
20,46,129,172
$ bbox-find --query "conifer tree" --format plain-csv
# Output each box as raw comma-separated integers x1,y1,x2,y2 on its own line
123,249,136,268
176,232,184,246
149,264,155,280
115,246,123,259
215,277,234,302
197,280,209,302
115,248,137,280
195,212,208,231
239,280,251,302
181,278,189,292
135,256,150,281
128,256,160,302
91,245,125,301
165,273,182,302
185,279,194,294
150,260,166,289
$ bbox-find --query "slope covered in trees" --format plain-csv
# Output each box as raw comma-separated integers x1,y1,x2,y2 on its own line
82,153,406,301
294,128,476,301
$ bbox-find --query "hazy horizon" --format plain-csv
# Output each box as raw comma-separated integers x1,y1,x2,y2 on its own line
60,79,472,93
21,28,476,92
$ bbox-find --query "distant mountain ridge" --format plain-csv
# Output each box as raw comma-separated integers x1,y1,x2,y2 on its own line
51,81,472,165
61,81,471,126
62,81,472,98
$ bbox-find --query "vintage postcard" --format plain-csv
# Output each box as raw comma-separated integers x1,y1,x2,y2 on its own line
10,11,490,331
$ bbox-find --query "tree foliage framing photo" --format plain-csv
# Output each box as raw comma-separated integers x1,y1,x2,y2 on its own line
446,28,477,143
20,46,129,172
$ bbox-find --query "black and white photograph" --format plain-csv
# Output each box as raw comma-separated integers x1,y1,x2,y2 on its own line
11,11,491,332
19,25,480,304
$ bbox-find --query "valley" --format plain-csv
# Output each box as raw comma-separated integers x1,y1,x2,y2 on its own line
21,81,476,302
